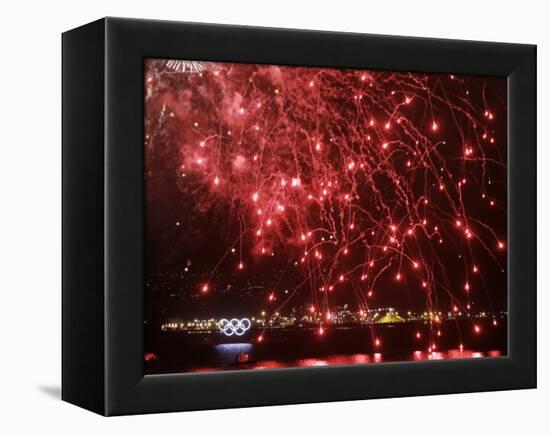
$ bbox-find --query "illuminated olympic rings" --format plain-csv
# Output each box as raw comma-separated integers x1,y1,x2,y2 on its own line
218,318,252,336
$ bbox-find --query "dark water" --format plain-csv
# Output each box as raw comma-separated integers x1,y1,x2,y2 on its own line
145,318,507,374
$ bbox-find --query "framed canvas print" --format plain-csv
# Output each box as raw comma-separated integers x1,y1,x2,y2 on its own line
62,17,536,415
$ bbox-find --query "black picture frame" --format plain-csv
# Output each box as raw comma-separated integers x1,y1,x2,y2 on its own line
62,17,536,416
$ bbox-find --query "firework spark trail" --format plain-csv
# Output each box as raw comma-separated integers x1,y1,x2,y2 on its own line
145,59,506,349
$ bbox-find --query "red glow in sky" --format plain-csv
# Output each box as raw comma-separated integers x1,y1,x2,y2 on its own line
144,59,507,347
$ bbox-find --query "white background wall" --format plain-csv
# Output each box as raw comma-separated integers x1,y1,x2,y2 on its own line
0,0,546,431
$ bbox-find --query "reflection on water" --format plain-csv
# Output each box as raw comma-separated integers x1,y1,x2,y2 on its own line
190,347,502,372
215,343,253,353
413,349,486,360
214,343,254,366
146,320,507,374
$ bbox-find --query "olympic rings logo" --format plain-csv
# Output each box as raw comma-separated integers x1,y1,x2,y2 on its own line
218,318,252,336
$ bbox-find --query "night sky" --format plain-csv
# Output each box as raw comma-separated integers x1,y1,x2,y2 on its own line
144,59,507,324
